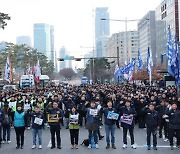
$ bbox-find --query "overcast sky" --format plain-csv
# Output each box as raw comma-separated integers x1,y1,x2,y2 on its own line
0,0,160,68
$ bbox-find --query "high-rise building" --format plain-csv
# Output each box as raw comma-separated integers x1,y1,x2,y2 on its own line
95,7,110,58
34,23,51,59
58,47,72,71
138,11,156,66
16,36,31,47
0,41,8,51
58,47,66,71
105,31,138,68
50,26,55,64
156,0,179,64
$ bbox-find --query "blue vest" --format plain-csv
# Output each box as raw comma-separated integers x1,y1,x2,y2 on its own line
14,111,25,127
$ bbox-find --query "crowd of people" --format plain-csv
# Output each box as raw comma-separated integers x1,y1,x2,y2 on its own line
0,83,180,151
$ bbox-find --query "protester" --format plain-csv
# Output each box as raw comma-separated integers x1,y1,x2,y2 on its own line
2,104,12,144
86,101,100,149
166,102,180,150
30,106,44,149
103,100,118,149
119,100,137,149
142,103,159,150
46,101,63,149
13,104,27,149
0,106,5,148
69,106,80,149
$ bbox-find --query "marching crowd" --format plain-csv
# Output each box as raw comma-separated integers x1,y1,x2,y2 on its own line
0,83,180,151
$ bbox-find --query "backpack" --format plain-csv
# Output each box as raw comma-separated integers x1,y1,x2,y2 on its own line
2,114,10,125
81,139,89,146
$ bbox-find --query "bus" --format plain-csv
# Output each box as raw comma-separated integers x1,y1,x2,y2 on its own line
20,75,35,88
39,75,50,86
81,76,88,84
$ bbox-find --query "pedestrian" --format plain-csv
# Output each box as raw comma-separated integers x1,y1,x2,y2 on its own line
119,100,137,149
142,103,159,150
31,106,44,149
13,104,27,149
46,101,63,149
103,100,118,149
166,102,180,150
86,100,100,149
69,106,80,149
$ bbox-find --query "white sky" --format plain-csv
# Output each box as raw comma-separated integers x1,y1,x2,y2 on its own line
0,0,160,68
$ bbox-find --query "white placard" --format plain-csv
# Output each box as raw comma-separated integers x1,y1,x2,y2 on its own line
89,109,98,116
24,104,30,110
34,117,43,125
10,101,16,108
70,114,79,120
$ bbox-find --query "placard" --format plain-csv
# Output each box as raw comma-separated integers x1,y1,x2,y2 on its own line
47,114,59,122
34,117,43,125
89,109,98,116
107,111,119,120
70,114,79,124
10,101,16,108
121,114,133,125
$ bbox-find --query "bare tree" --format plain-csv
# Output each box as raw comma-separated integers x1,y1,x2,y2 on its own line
59,68,76,80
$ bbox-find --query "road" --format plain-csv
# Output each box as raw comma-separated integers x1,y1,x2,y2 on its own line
0,125,179,154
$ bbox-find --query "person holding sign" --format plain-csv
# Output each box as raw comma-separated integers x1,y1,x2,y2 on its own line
86,101,100,149
46,101,63,149
103,100,118,149
69,106,80,149
30,106,44,149
119,100,137,149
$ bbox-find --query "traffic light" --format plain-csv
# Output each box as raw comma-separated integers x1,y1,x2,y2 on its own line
57,58,64,61
75,58,82,61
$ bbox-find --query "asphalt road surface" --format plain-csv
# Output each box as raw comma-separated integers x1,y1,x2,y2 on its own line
0,125,179,154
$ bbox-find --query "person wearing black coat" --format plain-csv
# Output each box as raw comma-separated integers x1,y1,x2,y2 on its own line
155,100,168,139
0,107,5,148
46,102,63,149
166,102,180,150
30,106,44,149
142,103,159,150
102,100,118,149
119,100,137,149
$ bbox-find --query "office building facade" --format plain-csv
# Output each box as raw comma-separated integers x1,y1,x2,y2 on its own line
16,36,31,47
105,31,138,69
156,0,179,64
138,11,157,66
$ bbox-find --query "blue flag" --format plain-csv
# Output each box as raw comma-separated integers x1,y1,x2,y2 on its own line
138,50,143,70
173,35,180,86
167,26,174,76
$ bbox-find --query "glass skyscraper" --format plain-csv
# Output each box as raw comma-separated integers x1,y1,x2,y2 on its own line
34,23,51,59
95,7,110,58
